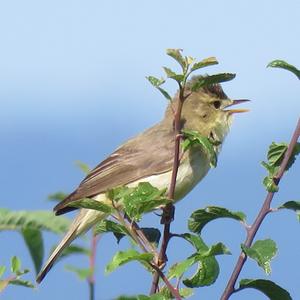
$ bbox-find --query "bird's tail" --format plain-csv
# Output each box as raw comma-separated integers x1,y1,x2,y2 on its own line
36,208,106,283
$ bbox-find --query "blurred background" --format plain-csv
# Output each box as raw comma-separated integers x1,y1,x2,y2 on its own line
1,1,299,299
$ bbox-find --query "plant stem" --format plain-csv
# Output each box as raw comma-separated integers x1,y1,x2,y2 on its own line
88,281,95,300
221,117,300,300
150,263,183,300
150,87,186,297
87,232,99,300
114,209,148,253
114,207,181,299
124,215,159,256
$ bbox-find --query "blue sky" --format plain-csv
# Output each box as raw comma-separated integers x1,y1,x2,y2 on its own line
1,1,300,299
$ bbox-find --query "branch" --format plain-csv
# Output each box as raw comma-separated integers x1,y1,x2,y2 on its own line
124,214,159,257
115,206,180,298
221,117,300,300
114,209,148,253
150,87,186,297
149,263,182,300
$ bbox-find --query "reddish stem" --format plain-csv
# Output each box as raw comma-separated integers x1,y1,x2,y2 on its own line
150,87,185,298
221,118,300,300
88,232,99,300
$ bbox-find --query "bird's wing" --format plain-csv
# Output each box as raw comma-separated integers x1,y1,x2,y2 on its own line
54,123,174,215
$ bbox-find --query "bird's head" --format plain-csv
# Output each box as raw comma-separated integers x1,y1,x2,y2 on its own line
166,75,250,147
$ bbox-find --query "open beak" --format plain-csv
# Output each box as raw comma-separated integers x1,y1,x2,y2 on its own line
225,99,250,114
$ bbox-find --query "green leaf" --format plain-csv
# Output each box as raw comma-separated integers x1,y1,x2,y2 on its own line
181,139,192,152
262,142,300,175
261,142,300,192
115,297,138,300
280,200,300,211
168,258,195,280
200,242,231,257
141,295,167,300
188,206,246,234
182,255,220,288
182,130,218,167
146,76,165,87
122,182,169,221
115,296,166,300
186,56,195,65
261,161,275,174
106,186,132,202
16,269,30,276
22,228,44,274
180,233,207,251
241,239,277,275
159,286,194,299
105,249,153,274
54,245,90,262
93,219,129,243
176,234,229,287
118,296,166,300
9,279,35,288
263,176,279,193
279,201,300,221
94,219,128,235
0,209,70,234
267,60,300,80
68,198,113,213
0,266,6,278
11,256,21,273
157,87,172,101
0,264,34,291
162,66,176,77
288,142,300,170
178,288,194,298
163,67,184,83
191,57,218,72
141,228,161,245
238,279,292,300
267,142,288,166
166,48,186,71
47,192,67,202
191,73,236,92
74,160,91,174
180,233,231,256
145,76,172,101
65,265,93,280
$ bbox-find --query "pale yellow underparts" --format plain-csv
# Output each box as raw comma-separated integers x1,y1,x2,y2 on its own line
76,147,211,234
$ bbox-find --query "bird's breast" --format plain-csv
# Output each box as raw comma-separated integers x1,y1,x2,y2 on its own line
128,147,211,201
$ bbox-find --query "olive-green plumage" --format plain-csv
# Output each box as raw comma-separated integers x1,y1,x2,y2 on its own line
36,77,248,283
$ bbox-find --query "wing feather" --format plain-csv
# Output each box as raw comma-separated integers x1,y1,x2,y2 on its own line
54,122,174,215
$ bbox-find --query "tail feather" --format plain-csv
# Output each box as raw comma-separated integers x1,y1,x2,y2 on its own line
36,226,77,283
37,208,106,283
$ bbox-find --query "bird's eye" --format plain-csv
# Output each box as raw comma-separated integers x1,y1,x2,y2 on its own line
213,101,221,109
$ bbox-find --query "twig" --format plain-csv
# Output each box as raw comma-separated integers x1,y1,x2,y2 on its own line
87,232,99,300
114,208,181,299
150,86,186,297
221,117,300,300
124,215,159,256
114,209,148,253
149,263,182,300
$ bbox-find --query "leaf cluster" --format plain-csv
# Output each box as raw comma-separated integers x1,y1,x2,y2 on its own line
0,208,71,275
261,142,300,192
0,256,34,293
146,48,235,102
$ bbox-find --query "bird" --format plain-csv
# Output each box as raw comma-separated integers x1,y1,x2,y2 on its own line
36,76,249,283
